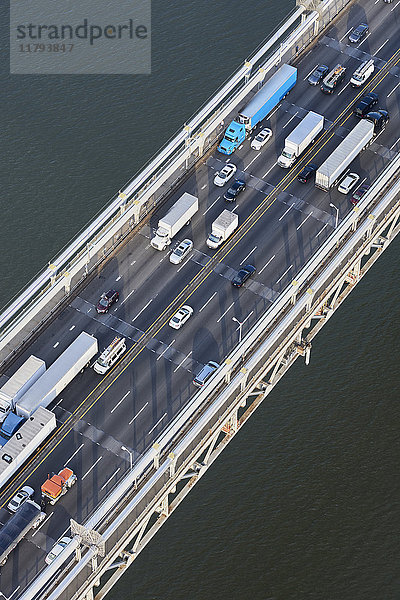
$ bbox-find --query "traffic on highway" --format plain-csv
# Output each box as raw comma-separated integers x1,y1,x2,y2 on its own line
1,1,399,596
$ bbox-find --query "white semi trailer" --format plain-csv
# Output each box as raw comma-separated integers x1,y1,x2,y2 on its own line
0,356,46,422
15,332,98,419
315,120,375,191
151,192,199,251
278,111,324,168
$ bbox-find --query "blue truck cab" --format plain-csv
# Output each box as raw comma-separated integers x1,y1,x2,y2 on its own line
0,412,25,441
218,64,297,155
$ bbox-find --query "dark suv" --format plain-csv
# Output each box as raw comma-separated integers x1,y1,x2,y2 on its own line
365,110,389,132
96,289,119,313
353,93,378,118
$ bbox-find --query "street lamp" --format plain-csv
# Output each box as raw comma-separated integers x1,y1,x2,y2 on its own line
232,311,254,344
121,446,133,471
330,203,339,229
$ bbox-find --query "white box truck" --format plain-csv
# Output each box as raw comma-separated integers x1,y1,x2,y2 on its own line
0,356,46,422
278,111,324,168
315,120,375,191
207,210,239,249
15,332,98,419
0,407,56,489
93,336,126,374
151,192,199,251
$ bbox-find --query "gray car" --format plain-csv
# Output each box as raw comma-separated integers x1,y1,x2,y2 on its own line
308,64,329,86
7,485,35,513
193,361,220,387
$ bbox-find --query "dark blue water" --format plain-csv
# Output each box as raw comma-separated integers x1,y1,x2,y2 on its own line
3,1,399,598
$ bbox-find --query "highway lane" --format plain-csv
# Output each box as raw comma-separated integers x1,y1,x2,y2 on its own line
1,1,400,595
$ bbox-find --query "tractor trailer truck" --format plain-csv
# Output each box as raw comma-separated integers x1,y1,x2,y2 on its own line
218,64,297,154
0,356,46,423
0,500,45,566
207,210,239,249
15,332,98,419
151,193,199,251
278,111,324,168
315,120,375,191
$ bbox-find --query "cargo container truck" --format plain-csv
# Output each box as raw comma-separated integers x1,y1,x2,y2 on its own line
0,500,45,565
207,210,238,249
150,193,199,251
0,356,46,422
218,64,297,155
15,332,98,419
41,467,77,505
278,112,324,168
0,407,56,489
315,120,375,191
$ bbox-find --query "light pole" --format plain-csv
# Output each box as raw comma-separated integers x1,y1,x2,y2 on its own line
232,311,254,344
330,203,339,229
121,446,133,471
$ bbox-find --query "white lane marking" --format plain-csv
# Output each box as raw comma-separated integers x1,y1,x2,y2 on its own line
375,39,389,54
201,184,207,190
337,81,350,96
54,397,63,407
157,339,175,361
240,246,257,265
230,205,238,213
304,64,318,80
358,32,371,47
296,211,313,230
32,511,54,536
282,112,298,128
131,260,136,266
115,276,121,282
177,255,193,272
262,163,276,179
279,204,294,221
199,291,217,313
101,468,121,491
244,154,259,171
120,288,135,306
59,525,71,539
132,298,153,322
203,196,220,215
259,254,275,274
69,325,75,331
53,342,59,348
129,401,149,425
268,104,281,119
276,265,293,285
148,412,167,435
6,586,21,600
390,136,400,150
111,391,131,414
388,81,400,98
315,223,329,237
374,0,379,4
64,443,84,466
174,351,193,373
391,1,400,11
217,302,235,323
87,307,92,313
340,28,353,42
82,456,103,480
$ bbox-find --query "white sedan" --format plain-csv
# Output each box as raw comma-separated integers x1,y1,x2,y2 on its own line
45,536,72,565
169,305,194,329
213,163,237,186
7,485,34,513
338,172,360,194
251,128,273,150
169,239,193,265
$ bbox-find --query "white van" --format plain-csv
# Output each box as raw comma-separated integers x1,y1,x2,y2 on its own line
93,337,126,374
350,59,374,88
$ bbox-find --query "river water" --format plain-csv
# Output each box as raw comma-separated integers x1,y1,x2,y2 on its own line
2,1,399,599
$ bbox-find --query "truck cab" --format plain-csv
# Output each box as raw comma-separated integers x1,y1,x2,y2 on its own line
41,467,77,505
217,121,246,155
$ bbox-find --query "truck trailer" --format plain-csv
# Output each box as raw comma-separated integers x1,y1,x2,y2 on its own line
315,120,375,191
0,500,45,566
150,193,199,251
207,210,239,249
15,332,98,419
278,111,324,168
0,356,46,422
0,407,56,489
218,64,297,154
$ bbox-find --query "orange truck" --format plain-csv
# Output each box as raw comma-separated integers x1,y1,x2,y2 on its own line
41,467,77,505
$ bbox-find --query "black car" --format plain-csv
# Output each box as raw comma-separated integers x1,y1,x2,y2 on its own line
365,110,389,132
308,64,329,86
349,23,369,43
350,184,370,206
96,289,119,313
224,179,246,202
232,264,256,287
353,93,378,118
297,163,317,183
